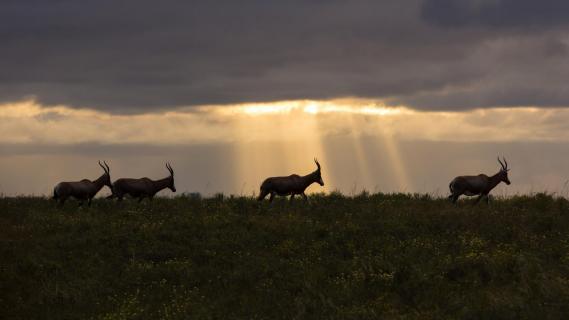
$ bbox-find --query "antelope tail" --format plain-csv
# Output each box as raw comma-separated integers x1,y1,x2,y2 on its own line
53,188,58,200
447,182,454,200
257,187,267,201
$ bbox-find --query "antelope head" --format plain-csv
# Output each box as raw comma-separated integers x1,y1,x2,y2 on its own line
98,160,112,188
166,162,176,192
497,157,511,185
314,158,324,186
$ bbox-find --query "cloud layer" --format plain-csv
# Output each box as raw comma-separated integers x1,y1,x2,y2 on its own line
2,0,569,113
3,100,569,146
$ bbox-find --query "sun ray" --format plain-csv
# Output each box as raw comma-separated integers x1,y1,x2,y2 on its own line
291,106,330,194
6,99,568,195
378,131,411,192
347,114,375,193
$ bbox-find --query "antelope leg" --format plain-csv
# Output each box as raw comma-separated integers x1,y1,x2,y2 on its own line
257,190,269,201
474,194,484,204
451,194,459,204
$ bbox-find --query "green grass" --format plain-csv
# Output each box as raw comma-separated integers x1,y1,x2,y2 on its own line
2,193,569,319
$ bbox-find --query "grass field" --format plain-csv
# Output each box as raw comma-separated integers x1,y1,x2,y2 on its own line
1,193,569,319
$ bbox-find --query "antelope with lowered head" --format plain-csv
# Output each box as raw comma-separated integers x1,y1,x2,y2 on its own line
258,158,324,202
109,163,176,201
449,157,511,204
53,161,112,207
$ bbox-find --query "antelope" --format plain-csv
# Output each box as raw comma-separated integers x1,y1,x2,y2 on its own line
257,158,324,202
109,163,176,201
449,157,511,204
53,161,112,207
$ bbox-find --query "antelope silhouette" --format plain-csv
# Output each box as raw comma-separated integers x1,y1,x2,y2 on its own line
258,158,324,202
449,157,511,204
109,163,176,202
53,161,112,207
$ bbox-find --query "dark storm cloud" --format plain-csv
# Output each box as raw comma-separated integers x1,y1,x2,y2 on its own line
421,0,569,28
2,0,569,112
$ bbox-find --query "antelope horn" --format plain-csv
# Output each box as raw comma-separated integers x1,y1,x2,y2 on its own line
99,160,106,173
104,161,110,173
314,158,321,170
497,157,505,170
503,157,508,170
166,162,174,176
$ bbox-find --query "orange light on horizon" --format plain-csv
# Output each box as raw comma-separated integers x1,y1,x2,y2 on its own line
213,99,407,117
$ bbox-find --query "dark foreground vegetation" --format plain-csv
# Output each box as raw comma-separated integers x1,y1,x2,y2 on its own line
2,193,569,319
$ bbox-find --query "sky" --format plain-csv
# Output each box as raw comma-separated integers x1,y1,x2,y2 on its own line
2,0,569,196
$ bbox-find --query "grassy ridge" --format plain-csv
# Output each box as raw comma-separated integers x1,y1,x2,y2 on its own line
1,193,569,319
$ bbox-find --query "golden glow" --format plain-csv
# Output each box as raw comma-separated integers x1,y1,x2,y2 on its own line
379,133,411,192
2,100,569,145
228,101,331,194
2,99,569,195
214,99,407,117
233,102,297,115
